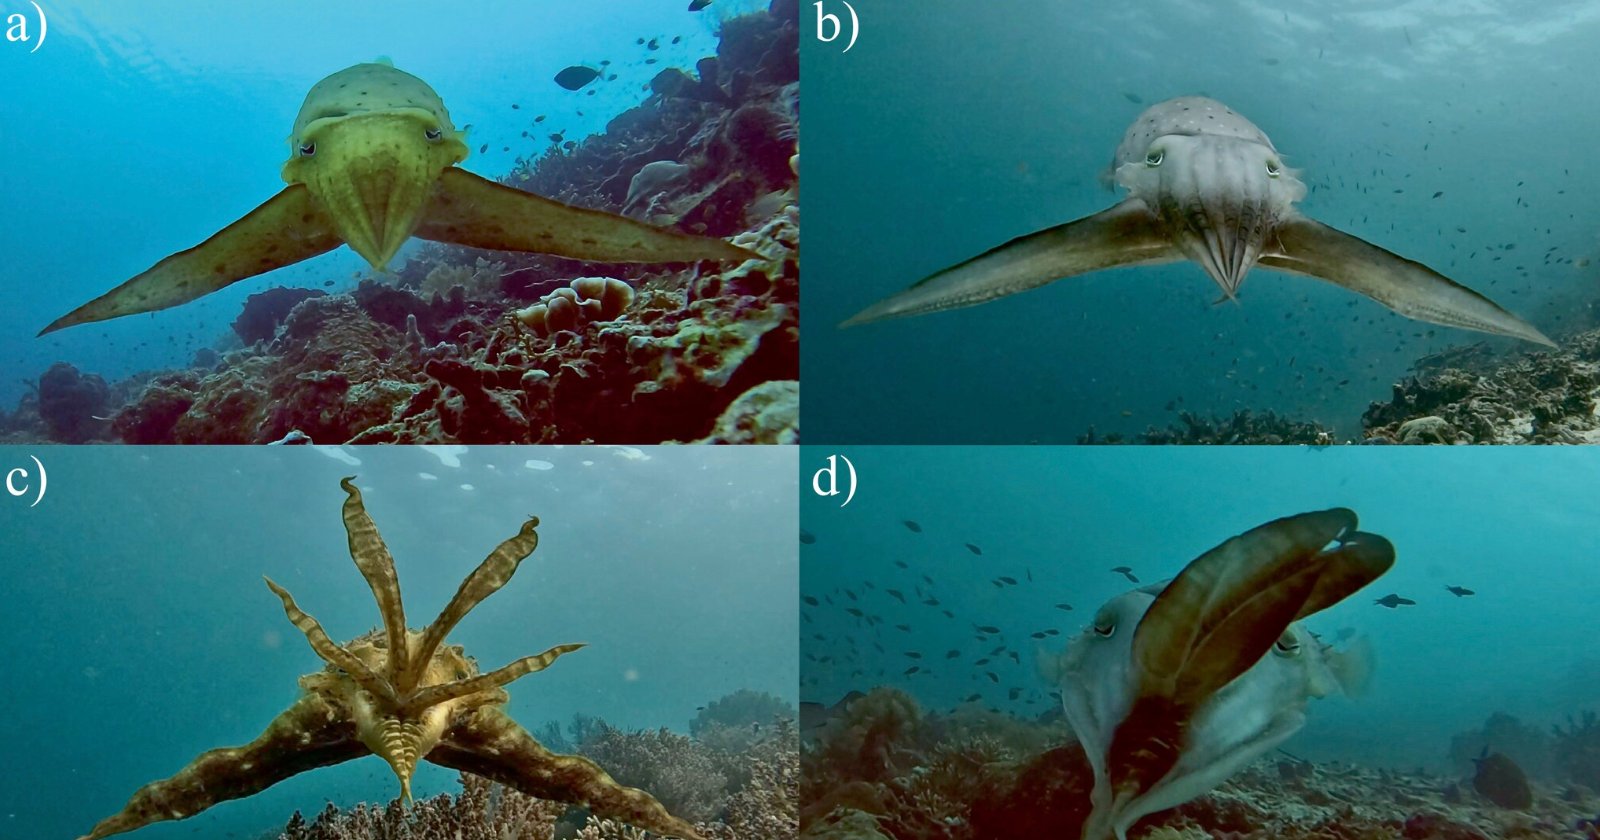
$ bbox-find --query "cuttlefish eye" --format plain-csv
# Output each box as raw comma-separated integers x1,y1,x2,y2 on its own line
425,127,443,141
1092,606,1117,638
1145,149,1164,167
1272,630,1301,656
298,142,315,157
1266,159,1281,178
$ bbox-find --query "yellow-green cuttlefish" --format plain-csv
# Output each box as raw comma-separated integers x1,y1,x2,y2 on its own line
40,61,753,335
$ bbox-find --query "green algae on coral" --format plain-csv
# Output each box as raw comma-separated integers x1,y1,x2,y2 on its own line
76,478,704,840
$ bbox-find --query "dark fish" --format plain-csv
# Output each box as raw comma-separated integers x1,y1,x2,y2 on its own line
672,36,682,44
975,625,1000,634
904,652,922,659
997,576,1017,585
845,607,864,617
895,624,910,632
965,543,983,555
945,650,960,659
553,65,601,91
1432,191,1444,198
963,693,981,703
478,143,488,153
1122,92,1143,104
903,520,923,533
322,280,334,287
1111,566,1140,583
986,672,999,683
648,38,660,50
1374,593,1416,608
894,560,909,569
534,115,546,122
1054,603,1073,611
1030,632,1047,639
886,589,906,603
549,134,564,143
1008,687,1022,701
802,595,818,606
689,0,712,10
1473,749,1532,809
799,529,816,545
1445,585,1475,597
637,37,646,44
904,666,920,676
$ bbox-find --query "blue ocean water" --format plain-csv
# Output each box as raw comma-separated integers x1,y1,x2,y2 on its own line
800,446,1600,771
0,0,766,412
0,444,797,840
803,0,1600,442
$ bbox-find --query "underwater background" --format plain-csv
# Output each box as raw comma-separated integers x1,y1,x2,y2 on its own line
0,444,797,840
803,0,1600,442
1,0,793,444
800,446,1600,780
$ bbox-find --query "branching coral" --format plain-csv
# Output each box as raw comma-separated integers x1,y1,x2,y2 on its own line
279,772,565,840
578,725,730,824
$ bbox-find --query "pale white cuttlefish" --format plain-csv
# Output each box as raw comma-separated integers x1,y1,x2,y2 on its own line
843,97,1553,347
1039,508,1393,840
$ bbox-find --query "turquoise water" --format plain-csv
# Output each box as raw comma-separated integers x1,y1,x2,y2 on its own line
0,0,766,411
802,0,1600,441
800,446,1600,770
0,444,796,840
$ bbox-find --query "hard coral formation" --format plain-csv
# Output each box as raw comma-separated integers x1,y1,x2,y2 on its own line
234,287,326,345
37,361,110,443
27,2,799,445
515,277,636,336
279,772,564,840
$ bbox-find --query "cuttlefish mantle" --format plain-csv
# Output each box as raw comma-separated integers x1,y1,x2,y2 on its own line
41,61,754,335
1041,509,1393,840
842,96,1553,347
76,477,705,840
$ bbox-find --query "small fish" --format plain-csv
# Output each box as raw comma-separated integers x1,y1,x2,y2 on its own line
965,542,983,555
553,65,601,91
975,625,1001,634
672,36,682,44
886,589,906,603
689,0,712,10
963,693,982,703
998,576,1018,585
535,115,546,122
903,520,923,533
1111,566,1140,583
1054,603,1074,611
904,666,920,676
799,529,816,545
479,143,488,153
1374,593,1416,608
904,651,922,659
322,280,334,287
1123,92,1143,104
801,595,818,606
945,650,960,659
1445,585,1475,597
647,38,660,50
1432,191,1444,199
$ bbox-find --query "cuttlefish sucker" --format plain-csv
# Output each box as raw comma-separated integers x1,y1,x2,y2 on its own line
40,61,755,336
842,96,1553,347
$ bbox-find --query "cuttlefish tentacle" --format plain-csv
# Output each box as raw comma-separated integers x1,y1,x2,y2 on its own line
1074,509,1394,840
431,705,707,840
400,514,540,693
77,693,365,840
262,576,398,705
338,476,408,666
842,96,1552,347
401,642,587,714
41,61,754,336
78,478,703,840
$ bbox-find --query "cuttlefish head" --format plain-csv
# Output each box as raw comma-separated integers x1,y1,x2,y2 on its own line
1115,132,1305,299
300,629,496,803
280,62,469,270
1046,509,1391,840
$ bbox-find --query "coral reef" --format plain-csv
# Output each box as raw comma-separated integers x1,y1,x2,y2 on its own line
1080,409,1335,445
18,1,799,445
802,689,1600,840
37,361,110,443
515,277,637,336
279,772,564,840
1449,713,1554,780
1554,712,1600,794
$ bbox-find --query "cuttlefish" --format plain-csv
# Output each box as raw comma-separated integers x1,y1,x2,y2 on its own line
41,61,752,335
842,96,1553,347
1040,508,1393,840
76,477,704,840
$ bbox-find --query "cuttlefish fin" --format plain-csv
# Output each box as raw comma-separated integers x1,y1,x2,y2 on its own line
40,184,342,336
1260,216,1555,347
839,197,1182,328
76,693,365,840
429,706,707,840
415,168,754,265
338,477,408,670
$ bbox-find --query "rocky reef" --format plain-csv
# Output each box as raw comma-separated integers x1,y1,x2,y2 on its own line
8,1,799,445
801,688,1600,840
279,689,798,840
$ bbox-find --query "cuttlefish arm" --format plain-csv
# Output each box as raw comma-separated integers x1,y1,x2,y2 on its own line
416,168,756,265
76,692,365,840
1260,216,1555,347
1086,509,1394,840
838,198,1181,327
39,185,343,335
429,705,707,840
